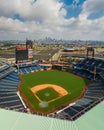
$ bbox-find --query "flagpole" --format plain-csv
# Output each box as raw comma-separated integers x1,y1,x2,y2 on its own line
94,66,96,80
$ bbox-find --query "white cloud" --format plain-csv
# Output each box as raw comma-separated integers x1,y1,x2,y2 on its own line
0,0,66,21
81,0,104,17
0,0,104,40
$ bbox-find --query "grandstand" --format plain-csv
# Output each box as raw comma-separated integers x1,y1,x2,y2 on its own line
17,62,50,74
0,61,27,112
73,58,104,81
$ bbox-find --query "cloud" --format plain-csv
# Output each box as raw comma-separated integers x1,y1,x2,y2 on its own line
0,0,66,21
63,0,104,40
0,0,104,40
0,0,67,40
81,0,104,18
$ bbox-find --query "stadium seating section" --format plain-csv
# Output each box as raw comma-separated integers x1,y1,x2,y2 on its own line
18,62,50,74
0,61,26,112
72,58,104,81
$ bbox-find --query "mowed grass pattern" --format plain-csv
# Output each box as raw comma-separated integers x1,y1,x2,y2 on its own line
21,70,90,112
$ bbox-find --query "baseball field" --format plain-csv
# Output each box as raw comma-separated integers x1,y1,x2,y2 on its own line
20,70,90,113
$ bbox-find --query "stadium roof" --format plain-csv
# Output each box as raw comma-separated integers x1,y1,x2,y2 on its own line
0,101,104,130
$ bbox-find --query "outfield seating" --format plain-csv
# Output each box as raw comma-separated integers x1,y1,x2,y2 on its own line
73,58,104,81
18,62,51,74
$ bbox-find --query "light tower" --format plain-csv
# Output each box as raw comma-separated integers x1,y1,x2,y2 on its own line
86,47,95,57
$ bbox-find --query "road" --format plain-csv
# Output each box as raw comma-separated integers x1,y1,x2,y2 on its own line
51,49,62,61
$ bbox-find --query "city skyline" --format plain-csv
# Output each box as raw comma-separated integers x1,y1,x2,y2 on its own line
0,0,104,41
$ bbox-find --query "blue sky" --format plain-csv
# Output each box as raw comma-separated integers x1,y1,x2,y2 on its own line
61,0,104,20
61,0,85,18
0,0,104,40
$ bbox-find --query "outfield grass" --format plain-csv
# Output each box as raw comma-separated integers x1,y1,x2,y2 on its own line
20,70,90,112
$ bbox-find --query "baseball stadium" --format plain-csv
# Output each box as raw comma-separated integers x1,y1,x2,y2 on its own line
0,41,104,130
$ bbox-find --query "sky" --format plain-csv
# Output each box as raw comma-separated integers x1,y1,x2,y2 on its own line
0,0,104,41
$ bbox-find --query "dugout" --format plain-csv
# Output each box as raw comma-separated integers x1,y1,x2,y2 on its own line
52,64,62,70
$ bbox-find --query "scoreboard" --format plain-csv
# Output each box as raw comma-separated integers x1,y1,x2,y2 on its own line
15,40,33,63
15,49,28,62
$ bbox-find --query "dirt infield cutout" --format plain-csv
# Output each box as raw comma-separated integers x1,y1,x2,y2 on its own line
30,84,68,103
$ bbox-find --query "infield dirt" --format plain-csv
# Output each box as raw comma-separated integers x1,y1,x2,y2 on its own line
30,84,68,103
